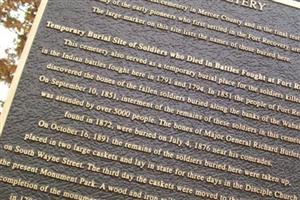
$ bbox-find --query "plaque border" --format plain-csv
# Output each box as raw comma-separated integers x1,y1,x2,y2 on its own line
0,0,299,136
271,0,300,8
0,0,49,136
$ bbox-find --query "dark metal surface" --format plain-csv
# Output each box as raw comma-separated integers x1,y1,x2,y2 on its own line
0,0,299,199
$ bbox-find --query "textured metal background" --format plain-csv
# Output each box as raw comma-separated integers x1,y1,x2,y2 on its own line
0,0,300,199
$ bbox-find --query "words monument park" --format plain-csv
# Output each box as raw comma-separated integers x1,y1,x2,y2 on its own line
0,0,300,199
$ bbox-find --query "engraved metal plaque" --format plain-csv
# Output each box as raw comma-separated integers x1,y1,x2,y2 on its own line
0,0,300,199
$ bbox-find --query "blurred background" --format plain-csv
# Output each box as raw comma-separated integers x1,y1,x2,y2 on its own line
0,0,41,114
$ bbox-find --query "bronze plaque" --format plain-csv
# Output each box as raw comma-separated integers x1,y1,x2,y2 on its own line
0,0,300,199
